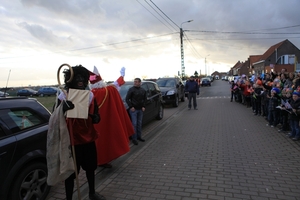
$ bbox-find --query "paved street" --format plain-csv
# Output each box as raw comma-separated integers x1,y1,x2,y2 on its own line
48,80,300,200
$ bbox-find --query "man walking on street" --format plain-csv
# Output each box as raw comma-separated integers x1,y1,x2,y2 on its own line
185,76,199,110
126,78,147,145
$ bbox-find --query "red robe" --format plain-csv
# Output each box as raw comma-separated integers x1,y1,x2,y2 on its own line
92,85,134,165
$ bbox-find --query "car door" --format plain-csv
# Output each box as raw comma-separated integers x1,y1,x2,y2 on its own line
145,82,158,118
141,83,152,124
177,79,184,98
0,111,17,187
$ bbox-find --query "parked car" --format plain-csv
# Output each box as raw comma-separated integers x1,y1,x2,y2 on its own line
119,81,164,125
0,91,9,97
201,78,211,86
0,97,51,200
38,87,59,97
206,76,214,82
182,80,189,97
17,88,38,97
156,77,185,107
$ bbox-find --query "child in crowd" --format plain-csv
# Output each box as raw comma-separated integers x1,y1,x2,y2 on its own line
279,88,292,132
267,88,280,127
286,91,300,141
254,79,263,115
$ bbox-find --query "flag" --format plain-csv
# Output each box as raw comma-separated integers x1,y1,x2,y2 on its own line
281,99,292,109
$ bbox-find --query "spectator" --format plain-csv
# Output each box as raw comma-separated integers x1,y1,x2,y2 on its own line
286,91,300,141
267,88,281,127
126,78,147,145
240,80,251,107
284,72,295,88
279,88,292,132
185,76,200,110
230,80,238,102
254,79,263,115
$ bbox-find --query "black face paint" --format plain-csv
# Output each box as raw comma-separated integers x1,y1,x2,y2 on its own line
64,65,89,90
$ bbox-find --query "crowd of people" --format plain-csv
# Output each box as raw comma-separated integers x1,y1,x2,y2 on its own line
230,68,300,141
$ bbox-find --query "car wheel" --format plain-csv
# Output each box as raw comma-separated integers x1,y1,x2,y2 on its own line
156,104,164,120
10,162,50,200
40,93,44,97
173,95,179,107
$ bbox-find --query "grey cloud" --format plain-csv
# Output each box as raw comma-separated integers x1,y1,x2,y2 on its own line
17,22,72,46
21,0,106,23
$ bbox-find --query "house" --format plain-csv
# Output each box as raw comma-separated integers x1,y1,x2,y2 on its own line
252,39,300,75
228,61,243,76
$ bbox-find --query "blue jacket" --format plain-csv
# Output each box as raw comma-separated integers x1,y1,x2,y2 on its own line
185,80,199,95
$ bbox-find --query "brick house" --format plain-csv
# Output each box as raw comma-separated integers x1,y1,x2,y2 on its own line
252,39,300,75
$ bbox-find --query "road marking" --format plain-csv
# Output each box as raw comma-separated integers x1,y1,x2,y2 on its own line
197,96,230,99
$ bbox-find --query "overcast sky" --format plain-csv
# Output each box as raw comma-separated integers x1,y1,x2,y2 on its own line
1,0,300,87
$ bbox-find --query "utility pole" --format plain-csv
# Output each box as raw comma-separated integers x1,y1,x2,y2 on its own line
180,20,193,80
180,27,184,79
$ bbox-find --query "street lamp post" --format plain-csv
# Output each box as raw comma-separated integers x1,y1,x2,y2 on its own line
205,54,210,76
180,20,193,79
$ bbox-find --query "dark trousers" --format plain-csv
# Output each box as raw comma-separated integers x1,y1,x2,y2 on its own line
268,109,279,126
188,93,197,109
255,100,261,115
65,142,97,200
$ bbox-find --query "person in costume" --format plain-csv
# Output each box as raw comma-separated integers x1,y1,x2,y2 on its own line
89,66,134,167
57,65,106,200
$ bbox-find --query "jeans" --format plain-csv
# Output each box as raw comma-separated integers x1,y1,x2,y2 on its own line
188,93,197,109
289,119,300,139
129,109,143,140
268,109,279,126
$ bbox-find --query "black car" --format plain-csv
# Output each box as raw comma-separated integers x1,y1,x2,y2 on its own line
38,87,59,97
0,97,51,200
119,81,164,125
17,88,38,97
201,78,211,86
156,77,185,107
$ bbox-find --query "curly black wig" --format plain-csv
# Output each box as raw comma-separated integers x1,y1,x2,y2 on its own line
63,65,89,90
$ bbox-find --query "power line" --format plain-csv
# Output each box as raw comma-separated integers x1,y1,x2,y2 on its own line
136,0,175,32
149,0,180,29
246,24,300,32
0,33,178,60
187,30,300,35
183,32,203,58
143,0,178,31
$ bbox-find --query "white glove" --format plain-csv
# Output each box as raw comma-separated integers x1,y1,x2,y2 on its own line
120,67,125,77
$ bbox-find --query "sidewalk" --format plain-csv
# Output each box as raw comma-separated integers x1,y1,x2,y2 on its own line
49,96,300,199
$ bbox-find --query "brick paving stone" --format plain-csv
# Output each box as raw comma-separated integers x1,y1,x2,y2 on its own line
47,95,300,200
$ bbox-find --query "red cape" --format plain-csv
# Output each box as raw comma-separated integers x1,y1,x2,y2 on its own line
92,85,134,165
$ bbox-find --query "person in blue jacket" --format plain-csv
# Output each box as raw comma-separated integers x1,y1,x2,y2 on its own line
185,76,200,110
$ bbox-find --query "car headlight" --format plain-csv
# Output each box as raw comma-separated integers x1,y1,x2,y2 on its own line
166,90,175,95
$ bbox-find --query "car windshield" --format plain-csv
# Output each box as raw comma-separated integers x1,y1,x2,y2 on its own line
119,84,134,100
156,80,176,87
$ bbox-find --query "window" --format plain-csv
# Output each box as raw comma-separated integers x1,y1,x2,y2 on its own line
147,83,156,96
3,109,44,133
141,84,150,97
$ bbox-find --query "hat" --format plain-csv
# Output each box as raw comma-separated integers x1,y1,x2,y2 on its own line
256,80,262,86
89,66,102,84
190,76,195,78
242,74,246,78
271,87,280,94
292,91,300,97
